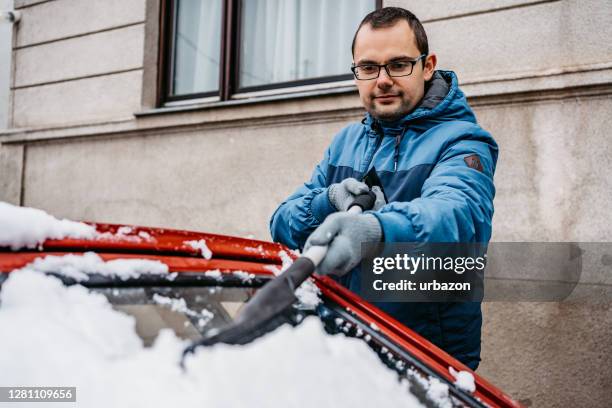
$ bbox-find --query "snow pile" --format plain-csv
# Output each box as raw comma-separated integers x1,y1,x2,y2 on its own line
0,202,97,250
0,271,142,362
13,252,171,282
264,264,282,275
294,279,322,309
152,294,200,318
117,226,133,235
406,367,458,408
153,294,214,329
232,270,255,282
0,270,425,408
96,226,155,244
204,269,223,281
449,366,476,393
244,244,265,254
0,202,158,250
264,250,298,276
426,378,452,408
184,320,424,407
264,250,322,309
138,231,153,240
278,250,295,270
185,239,212,259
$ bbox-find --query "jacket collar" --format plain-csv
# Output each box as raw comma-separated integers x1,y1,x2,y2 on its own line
363,70,471,135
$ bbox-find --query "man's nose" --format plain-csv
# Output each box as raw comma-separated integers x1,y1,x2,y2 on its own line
376,67,393,88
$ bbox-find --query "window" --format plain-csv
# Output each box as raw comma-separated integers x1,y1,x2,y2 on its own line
160,0,379,105
99,286,263,346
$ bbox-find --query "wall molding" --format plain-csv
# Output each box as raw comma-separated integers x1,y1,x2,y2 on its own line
0,105,365,145
421,0,561,24
14,21,146,51
14,0,53,10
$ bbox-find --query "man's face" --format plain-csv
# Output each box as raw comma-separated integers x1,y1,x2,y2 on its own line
353,20,436,122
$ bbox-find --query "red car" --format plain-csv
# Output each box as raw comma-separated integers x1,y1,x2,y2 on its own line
0,221,521,408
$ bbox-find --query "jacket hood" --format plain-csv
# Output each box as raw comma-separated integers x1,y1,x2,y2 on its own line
363,70,477,135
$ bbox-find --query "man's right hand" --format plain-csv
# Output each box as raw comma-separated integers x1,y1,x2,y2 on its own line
328,178,387,212
327,178,370,211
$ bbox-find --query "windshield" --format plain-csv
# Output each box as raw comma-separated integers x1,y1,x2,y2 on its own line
96,286,265,346
95,283,314,347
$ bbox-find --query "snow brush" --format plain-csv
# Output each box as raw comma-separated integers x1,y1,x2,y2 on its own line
183,170,383,357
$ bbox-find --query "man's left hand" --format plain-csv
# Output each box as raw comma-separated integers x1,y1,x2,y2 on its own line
304,213,382,276
371,185,386,211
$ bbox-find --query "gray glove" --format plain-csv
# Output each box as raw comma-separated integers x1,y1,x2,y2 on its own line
328,178,387,212
304,212,382,276
370,185,386,211
328,178,369,211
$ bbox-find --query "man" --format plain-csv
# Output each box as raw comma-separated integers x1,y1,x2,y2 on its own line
270,7,497,370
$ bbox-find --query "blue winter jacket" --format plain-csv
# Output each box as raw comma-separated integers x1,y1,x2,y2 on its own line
269,70,498,370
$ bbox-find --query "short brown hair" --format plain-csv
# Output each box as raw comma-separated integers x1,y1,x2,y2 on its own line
351,7,429,59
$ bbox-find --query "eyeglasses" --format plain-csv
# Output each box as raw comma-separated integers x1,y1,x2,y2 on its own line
351,54,427,80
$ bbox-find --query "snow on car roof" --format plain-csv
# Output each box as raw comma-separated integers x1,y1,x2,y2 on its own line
0,202,96,250
12,252,173,282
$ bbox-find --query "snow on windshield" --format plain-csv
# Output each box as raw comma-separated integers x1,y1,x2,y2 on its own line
263,250,322,310
0,270,425,407
449,366,476,393
0,202,97,250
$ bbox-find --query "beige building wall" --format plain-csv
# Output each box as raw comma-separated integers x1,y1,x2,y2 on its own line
0,0,13,128
1,0,611,406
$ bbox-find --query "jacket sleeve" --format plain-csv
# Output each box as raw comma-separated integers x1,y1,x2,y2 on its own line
371,134,498,243
269,147,337,250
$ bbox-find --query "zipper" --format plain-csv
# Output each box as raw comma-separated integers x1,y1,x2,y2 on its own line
364,119,406,173
364,120,384,173
393,135,401,171
393,127,409,172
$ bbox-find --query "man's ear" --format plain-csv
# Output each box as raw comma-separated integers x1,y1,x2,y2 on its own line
423,53,437,81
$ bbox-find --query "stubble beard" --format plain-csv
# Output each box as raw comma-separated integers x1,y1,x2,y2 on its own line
367,94,415,122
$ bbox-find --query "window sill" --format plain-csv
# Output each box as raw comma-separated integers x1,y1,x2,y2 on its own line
135,83,358,117
1,83,364,144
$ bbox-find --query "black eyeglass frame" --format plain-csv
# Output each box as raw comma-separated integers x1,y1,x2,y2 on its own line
350,54,427,80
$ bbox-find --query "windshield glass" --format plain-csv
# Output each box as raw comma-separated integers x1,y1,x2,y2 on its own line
92,286,304,347
96,286,268,346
